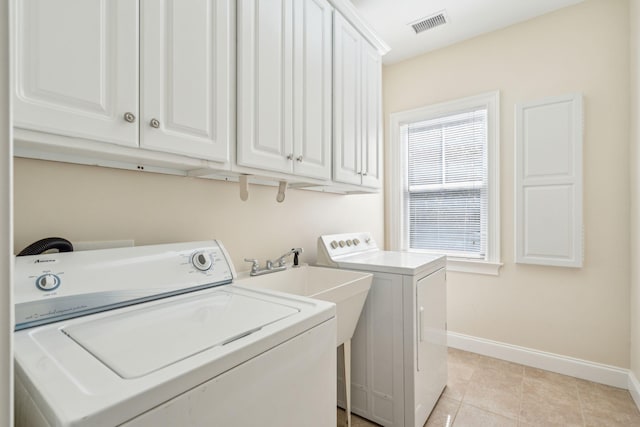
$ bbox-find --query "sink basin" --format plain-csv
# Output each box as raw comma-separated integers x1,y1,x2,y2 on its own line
234,266,372,346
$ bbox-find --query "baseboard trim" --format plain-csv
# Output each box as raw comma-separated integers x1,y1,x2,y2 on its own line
629,371,640,410
447,331,629,389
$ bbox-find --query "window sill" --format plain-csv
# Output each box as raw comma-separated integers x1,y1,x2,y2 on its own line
446,258,503,276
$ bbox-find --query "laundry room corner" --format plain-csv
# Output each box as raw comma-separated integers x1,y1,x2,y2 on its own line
383,0,631,370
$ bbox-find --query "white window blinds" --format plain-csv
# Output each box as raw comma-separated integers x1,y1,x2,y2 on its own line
403,108,488,258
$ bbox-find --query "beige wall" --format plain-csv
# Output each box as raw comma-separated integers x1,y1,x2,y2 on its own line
13,159,384,273
384,0,631,367
631,0,640,380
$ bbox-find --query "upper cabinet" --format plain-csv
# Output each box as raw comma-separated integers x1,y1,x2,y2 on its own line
237,0,333,181
13,0,139,148
333,12,382,188
12,0,387,191
140,0,232,162
13,0,232,164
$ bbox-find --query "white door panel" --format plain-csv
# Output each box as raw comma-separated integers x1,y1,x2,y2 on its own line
237,0,293,173
293,0,332,180
361,41,382,188
14,0,138,147
333,13,361,185
141,0,231,162
515,93,583,267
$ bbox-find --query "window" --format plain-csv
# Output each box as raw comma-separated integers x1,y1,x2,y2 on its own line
389,92,501,275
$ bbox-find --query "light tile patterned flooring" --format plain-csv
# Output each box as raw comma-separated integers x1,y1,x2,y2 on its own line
338,348,640,426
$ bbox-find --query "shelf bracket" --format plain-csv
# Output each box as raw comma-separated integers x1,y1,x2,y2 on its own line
239,175,249,201
276,181,287,203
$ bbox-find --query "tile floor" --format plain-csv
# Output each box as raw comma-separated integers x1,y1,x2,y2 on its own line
337,348,640,427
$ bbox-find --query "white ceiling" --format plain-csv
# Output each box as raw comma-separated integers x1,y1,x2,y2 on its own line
349,0,584,64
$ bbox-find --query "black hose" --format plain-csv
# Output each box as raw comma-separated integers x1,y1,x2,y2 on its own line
17,237,74,256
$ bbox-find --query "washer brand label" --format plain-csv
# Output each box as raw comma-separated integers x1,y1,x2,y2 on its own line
34,259,58,264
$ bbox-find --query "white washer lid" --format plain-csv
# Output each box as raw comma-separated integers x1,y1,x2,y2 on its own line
63,290,299,378
334,251,446,276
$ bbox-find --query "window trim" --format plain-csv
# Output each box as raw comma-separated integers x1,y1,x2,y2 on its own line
388,91,502,275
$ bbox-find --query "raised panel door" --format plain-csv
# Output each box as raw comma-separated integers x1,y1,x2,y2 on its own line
13,0,138,147
515,94,583,267
141,0,231,163
333,12,361,185
292,0,332,180
361,41,382,188
237,0,293,173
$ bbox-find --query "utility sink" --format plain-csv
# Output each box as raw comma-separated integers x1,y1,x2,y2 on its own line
235,266,372,346
235,265,372,427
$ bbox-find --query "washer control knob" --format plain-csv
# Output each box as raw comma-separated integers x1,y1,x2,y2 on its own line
36,274,60,291
346,240,353,246
330,240,339,249
338,240,346,248
192,251,213,271
353,238,360,246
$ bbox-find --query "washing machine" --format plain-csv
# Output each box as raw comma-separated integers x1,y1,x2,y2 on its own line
14,240,336,427
317,232,447,427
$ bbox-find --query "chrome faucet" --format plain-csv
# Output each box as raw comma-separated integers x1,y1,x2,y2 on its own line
273,247,303,268
244,248,303,276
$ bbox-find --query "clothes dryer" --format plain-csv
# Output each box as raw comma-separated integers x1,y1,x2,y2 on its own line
318,232,446,427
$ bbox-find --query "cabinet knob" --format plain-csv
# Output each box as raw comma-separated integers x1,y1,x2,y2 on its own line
150,118,160,128
286,154,294,160
123,112,136,123
296,156,303,162
362,171,368,176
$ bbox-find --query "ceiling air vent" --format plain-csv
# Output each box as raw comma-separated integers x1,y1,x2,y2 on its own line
410,11,448,34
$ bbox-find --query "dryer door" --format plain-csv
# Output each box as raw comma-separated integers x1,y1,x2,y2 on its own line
414,267,447,427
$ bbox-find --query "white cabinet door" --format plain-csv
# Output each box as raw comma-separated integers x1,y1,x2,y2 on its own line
238,0,332,179
333,12,382,188
360,40,382,188
415,268,447,427
292,0,332,180
237,0,294,173
13,0,139,147
141,0,231,163
515,93,583,267
333,12,361,186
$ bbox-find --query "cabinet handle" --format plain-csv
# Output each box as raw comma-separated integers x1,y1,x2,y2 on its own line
286,154,294,160
150,118,160,128
362,171,368,176
296,156,303,162
123,112,136,123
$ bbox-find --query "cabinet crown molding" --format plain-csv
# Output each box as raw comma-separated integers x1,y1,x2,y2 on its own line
328,0,390,55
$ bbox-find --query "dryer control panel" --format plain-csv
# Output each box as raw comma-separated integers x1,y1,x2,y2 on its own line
317,232,379,265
